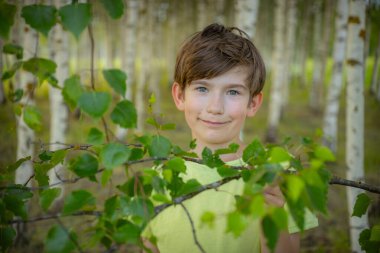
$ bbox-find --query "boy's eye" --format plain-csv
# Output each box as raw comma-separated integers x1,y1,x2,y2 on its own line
227,90,240,95
195,87,208,93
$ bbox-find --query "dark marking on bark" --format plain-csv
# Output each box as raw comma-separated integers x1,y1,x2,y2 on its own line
359,29,366,40
24,27,29,33
348,16,360,24
354,106,358,112
347,59,361,65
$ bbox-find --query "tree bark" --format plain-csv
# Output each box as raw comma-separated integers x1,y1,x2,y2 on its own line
16,1,38,186
235,0,260,39
323,0,349,153
345,1,368,252
266,0,286,143
48,0,70,192
115,0,139,140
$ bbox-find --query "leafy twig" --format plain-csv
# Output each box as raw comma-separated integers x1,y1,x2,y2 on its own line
180,203,206,253
55,217,84,253
9,211,101,224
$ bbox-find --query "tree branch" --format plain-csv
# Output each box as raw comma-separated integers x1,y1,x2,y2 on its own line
180,203,206,253
329,175,380,194
9,211,101,224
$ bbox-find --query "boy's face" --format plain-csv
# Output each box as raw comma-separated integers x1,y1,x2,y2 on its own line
172,66,263,150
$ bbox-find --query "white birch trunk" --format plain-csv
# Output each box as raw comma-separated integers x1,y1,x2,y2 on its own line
136,0,149,133
266,0,286,142
0,39,5,104
235,0,260,38
370,32,380,95
323,0,349,153
281,0,297,109
309,1,323,112
48,0,70,191
214,0,225,24
346,1,368,252
115,0,139,140
16,4,38,186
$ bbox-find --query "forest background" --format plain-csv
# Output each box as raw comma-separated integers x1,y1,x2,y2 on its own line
0,0,380,252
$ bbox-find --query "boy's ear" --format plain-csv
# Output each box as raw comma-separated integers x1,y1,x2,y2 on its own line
172,82,185,111
247,92,263,117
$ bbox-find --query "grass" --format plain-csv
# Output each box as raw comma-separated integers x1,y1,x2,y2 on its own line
1,58,379,252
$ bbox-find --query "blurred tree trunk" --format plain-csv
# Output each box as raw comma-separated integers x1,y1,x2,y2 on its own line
16,1,38,187
281,0,297,111
345,1,368,252
323,0,348,153
48,0,70,192
214,0,225,24
196,0,207,30
266,0,286,143
115,0,139,140
310,0,333,113
0,39,5,104
370,32,380,95
166,0,177,82
235,0,260,38
136,0,150,133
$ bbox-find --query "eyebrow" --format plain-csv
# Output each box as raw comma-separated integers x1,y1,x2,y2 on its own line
190,80,248,89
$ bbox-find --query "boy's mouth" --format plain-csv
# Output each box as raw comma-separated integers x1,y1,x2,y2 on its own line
199,119,229,126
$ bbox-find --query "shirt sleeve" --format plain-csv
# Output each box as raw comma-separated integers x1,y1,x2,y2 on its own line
285,204,319,234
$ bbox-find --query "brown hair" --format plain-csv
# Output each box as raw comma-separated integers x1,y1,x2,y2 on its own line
174,23,266,97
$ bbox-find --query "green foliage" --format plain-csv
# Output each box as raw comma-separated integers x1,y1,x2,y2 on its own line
87,127,104,145
359,228,380,253
69,153,98,181
100,143,131,170
22,57,57,84
100,0,124,19
352,193,371,218
111,100,137,129
23,106,43,131
21,4,57,37
62,190,96,215
1,61,22,81
148,135,172,158
45,225,77,253
3,43,23,59
40,188,62,212
0,2,16,39
103,69,127,97
62,75,84,109
78,91,111,118
58,3,92,39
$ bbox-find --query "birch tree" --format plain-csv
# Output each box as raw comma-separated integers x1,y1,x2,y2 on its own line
0,38,5,104
235,0,260,38
15,2,38,186
115,0,139,140
266,0,286,142
345,1,368,252
48,0,70,190
323,0,349,153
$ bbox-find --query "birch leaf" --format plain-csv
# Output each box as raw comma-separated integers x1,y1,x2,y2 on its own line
62,190,95,215
0,2,17,39
21,4,57,36
58,3,92,39
23,106,43,131
62,75,84,109
103,69,127,97
78,91,111,118
100,0,124,19
45,225,77,253
352,193,371,218
110,100,137,128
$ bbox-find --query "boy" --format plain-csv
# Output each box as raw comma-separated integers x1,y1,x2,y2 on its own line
143,23,318,253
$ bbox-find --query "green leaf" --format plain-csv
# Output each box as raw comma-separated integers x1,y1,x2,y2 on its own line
177,179,201,196
51,150,68,167
35,163,53,187
101,170,113,186
62,190,95,215
58,3,92,39
23,106,43,131
2,61,23,81
152,194,171,204
269,146,291,163
87,127,104,145
104,195,119,217
271,208,288,230
62,75,84,109
100,143,131,170
314,145,335,162
215,143,240,155
0,227,16,253
100,0,124,19
352,193,371,218
200,211,215,228
226,211,247,237
111,100,137,128
103,69,127,96
0,2,17,39
302,169,329,214
161,123,176,131
359,228,380,253
123,197,154,222
40,188,62,212
9,89,23,103
217,165,239,177
148,135,172,158
21,4,57,36
189,139,197,149
69,153,98,179
249,194,265,219
285,175,305,202
202,147,224,168
286,198,305,231
370,225,380,242
4,194,27,220
165,157,186,173
23,57,57,83
78,91,111,118
3,43,23,59
242,139,267,165
5,156,31,173
45,225,77,253
39,150,53,162
113,221,141,244
262,215,279,251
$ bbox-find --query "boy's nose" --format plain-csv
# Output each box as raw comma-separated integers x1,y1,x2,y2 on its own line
206,94,224,114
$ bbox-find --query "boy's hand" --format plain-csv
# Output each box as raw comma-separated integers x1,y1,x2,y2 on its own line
263,185,285,207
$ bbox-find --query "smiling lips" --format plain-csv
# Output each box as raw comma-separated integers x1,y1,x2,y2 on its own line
199,118,230,126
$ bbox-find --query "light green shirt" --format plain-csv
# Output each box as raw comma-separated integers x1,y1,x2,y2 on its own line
144,159,318,253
